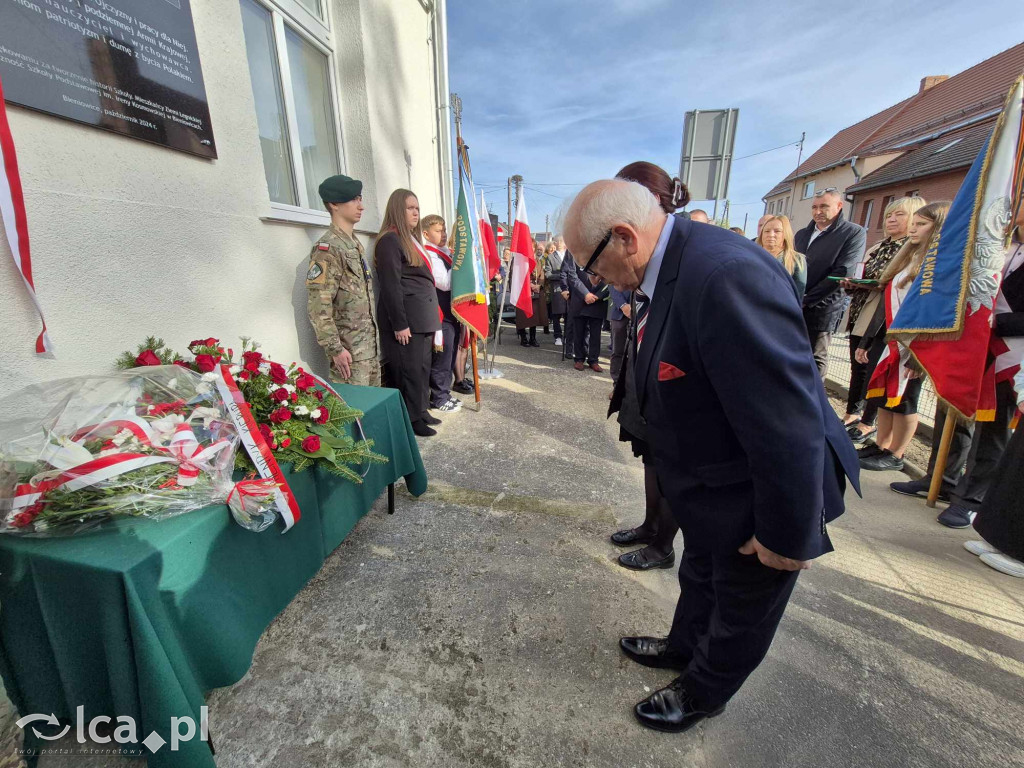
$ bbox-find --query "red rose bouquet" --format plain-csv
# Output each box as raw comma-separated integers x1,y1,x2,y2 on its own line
117,337,386,481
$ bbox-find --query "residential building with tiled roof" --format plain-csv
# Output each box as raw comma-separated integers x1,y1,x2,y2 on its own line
762,41,1024,239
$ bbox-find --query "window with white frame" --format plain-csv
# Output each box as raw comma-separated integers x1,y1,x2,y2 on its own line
240,0,342,216
802,181,815,199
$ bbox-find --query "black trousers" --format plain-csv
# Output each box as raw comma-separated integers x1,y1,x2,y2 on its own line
429,322,456,407
573,316,603,364
381,331,432,426
847,334,883,425
610,318,628,382
550,312,564,340
949,380,1016,511
563,310,575,357
666,542,799,709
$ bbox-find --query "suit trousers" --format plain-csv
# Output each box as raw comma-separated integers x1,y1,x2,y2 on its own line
381,331,433,426
666,542,799,709
805,327,832,382
550,312,564,340
429,321,457,407
573,316,603,364
846,334,882,425
662,480,799,709
610,318,629,382
950,380,1016,511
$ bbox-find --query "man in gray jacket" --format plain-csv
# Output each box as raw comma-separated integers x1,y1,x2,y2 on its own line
545,237,569,347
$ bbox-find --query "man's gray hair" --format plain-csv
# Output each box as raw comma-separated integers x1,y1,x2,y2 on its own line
564,180,662,255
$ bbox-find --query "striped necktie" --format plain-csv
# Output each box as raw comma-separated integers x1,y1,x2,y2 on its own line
634,289,651,351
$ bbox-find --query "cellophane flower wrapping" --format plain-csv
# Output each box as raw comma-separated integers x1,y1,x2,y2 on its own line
0,366,277,536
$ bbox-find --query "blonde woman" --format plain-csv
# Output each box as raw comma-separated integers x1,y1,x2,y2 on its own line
843,196,928,440
757,215,806,294
375,189,442,437
856,201,951,471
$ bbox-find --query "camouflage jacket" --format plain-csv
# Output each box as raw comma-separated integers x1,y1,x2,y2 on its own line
306,225,379,362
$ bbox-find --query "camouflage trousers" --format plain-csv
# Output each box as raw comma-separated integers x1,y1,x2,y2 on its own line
330,357,382,387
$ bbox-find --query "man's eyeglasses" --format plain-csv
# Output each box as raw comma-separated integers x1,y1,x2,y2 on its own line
582,231,612,277
813,187,839,198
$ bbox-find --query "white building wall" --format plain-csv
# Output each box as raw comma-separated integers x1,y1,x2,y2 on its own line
0,0,449,389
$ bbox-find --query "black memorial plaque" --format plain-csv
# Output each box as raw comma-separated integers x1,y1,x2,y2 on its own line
0,0,216,158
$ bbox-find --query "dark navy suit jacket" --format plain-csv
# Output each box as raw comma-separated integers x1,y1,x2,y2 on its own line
635,217,860,561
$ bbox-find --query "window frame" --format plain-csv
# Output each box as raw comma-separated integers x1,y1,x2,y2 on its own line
243,0,348,225
877,195,894,229
802,181,815,199
859,199,874,228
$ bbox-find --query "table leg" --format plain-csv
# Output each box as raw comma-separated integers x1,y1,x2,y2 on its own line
388,483,395,515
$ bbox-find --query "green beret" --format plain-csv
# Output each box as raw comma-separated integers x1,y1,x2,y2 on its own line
318,174,362,203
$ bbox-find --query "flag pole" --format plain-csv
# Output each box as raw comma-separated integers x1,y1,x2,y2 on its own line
927,406,958,508
452,93,484,409
489,258,512,372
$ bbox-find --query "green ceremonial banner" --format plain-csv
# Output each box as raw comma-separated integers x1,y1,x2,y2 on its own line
450,173,490,339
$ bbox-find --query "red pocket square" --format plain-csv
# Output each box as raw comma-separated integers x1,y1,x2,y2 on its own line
658,362,686,381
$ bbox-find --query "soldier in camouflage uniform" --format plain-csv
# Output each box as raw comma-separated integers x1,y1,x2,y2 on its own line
306,174,381,386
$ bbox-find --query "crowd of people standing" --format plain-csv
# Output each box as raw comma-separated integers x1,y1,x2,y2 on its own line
306,168,1023,584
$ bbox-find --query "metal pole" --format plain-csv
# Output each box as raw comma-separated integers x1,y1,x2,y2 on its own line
712,198,719,223
489,264,512,368
743,212,748,234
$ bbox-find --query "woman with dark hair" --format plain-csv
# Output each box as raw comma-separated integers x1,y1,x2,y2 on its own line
607,161,688,571
375,189,442,437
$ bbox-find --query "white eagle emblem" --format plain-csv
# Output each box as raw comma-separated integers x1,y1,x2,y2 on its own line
966,196,1011,314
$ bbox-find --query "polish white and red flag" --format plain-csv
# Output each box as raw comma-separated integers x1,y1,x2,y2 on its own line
478,190,500,280
508,190,535,317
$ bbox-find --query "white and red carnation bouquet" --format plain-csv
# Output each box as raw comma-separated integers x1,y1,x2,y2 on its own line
0,366,280,536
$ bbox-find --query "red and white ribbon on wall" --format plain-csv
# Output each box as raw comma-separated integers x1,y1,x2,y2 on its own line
214,364,302,531
0,75,52,354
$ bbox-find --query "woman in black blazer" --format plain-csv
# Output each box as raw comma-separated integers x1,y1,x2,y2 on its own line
375,189,442,436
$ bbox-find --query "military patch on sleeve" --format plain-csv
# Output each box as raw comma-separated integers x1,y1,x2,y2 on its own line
306,260,326,285
317,243,331,251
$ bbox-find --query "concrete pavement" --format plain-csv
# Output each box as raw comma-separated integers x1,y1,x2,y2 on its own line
37,334,1024,768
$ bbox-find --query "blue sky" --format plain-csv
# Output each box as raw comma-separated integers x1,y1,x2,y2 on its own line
447,0,1022,236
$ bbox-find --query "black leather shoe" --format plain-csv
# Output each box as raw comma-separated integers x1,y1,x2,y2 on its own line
412,422,436,437
634,680,725,733
452,381,474,395
422,414,441,426
610,528,653,547
619,637,689,670
618,548,675,571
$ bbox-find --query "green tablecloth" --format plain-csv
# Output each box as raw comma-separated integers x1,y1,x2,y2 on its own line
0,384,426,768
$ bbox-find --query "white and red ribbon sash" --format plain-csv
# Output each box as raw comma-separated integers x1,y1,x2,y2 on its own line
0,75,52,354
9,453,175,512
214,365,301,531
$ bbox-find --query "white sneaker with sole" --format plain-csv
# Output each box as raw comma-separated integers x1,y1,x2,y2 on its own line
964,540,998,557
979,552,1024,578
437,398,462,413
554,339,563,346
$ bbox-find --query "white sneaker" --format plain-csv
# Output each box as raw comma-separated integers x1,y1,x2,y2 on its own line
554,339,563,346
979,552,1024,578
964,540,998,557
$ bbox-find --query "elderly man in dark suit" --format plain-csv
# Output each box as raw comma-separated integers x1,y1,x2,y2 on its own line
564,255,609,371
564,180,860,735
794,189,867,381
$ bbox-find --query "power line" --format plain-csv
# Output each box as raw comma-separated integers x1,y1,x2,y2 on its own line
732,139,803,162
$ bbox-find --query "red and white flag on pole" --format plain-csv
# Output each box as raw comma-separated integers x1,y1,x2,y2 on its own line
0,75,52,354
508,190,535,316
478,189,500,280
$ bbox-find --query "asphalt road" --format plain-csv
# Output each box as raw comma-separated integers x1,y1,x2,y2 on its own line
34,333,1024,768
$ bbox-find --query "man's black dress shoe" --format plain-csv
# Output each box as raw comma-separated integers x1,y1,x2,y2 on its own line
610,528,653,547
634,680,725,733
618,548,675,571
422,414,441,426
412,423,436,437
619,636,688,670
